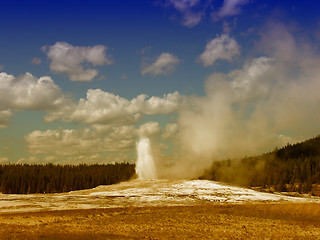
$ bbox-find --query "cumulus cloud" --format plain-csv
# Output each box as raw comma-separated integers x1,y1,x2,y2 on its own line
162,123,178,139
45,90,188,125
167,0,204,27
0,72,66,111
0,72,68,127
43,42,112,82
169,0,200,11
141,91,187,114
25,125,137,157
199,34,240,66
230,57,274,99
164,0,249,26
138,121,161,138
25,122,174,164
25,86,185,164
142,53,180,76
181,11,203,28
24,118,184,165
31,57,42,64
213,0,249,21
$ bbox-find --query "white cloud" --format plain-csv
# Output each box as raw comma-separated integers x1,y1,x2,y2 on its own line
167,0,204,27
0,72,66,111
182,11,203,27
31,57,42,64
162,123,178,139
142,53,180,76
138,121,161,138
45,89,187,125
199,34,240,66
230,57,274,100
25,120,188,165
169,0,200,11
142,91,187,114
43,42,113,82
25,125,137,157
213,0,249,21
23,88,189,164
0,72,69,128
24,121,180,164
164,0,249,27
45,89,140,125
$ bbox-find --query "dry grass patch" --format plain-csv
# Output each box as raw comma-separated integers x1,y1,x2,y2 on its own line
0,203,319,239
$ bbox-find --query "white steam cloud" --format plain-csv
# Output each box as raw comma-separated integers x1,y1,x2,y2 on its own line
163,22,320,178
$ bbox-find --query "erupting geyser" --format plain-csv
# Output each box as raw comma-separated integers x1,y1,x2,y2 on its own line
136,138,157,179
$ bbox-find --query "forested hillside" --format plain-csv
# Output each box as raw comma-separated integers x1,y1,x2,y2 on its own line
204,136,320,195
0,163,135,194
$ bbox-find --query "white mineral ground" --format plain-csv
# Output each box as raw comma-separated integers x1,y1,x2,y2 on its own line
0,179,319,213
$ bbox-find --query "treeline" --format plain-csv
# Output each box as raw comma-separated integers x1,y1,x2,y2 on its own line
204,136,320,195
0,163,135,194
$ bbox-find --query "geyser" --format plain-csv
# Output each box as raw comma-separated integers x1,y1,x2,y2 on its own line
136,138,157,179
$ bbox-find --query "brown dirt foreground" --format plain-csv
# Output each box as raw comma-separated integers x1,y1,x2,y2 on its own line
0,203,319,239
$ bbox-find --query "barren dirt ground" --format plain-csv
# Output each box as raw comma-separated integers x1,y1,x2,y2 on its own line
1,180,320,239
0,203,319,239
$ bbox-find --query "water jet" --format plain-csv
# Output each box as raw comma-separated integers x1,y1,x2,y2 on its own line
136,138,157,179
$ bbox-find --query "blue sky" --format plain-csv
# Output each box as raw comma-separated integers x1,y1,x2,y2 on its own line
1,0,320,173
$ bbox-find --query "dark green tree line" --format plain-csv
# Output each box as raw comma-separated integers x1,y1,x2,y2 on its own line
0,163,135,194
204,136,320,194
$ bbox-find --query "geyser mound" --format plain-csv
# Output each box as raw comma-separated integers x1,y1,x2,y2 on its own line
136,138,157,179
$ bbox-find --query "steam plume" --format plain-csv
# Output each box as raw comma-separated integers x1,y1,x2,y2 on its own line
136,138,157,179
158,22,320,179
